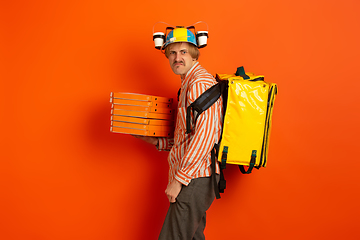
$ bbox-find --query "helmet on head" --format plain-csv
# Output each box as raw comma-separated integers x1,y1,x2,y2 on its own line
153,22,209,50
163,27,198,49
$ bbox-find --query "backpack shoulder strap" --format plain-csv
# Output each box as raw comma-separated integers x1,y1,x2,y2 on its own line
186,80,227,134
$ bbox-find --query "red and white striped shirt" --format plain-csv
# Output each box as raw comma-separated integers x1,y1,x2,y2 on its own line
158,62,223,186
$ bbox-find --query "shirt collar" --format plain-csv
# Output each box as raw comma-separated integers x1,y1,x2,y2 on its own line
181,61,199,83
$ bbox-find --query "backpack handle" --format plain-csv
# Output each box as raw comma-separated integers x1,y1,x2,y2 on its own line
235,66,250,80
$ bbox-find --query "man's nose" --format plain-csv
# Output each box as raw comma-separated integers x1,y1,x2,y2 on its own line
175,53,181,61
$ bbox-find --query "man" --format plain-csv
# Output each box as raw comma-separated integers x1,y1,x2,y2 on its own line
136,27,223,239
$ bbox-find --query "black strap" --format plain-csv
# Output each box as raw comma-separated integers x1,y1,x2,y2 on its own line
249,77,265,81
177,88,181,101
217,145,228,194
239,150,257,174
239,165,254,174
186,81,226,134
211,146,221,199
186,106,192,134
219,167,226,193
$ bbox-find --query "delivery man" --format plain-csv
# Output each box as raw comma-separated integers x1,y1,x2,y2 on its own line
135,26,223,240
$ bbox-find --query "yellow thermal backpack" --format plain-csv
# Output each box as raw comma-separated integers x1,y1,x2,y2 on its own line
185,66,278,198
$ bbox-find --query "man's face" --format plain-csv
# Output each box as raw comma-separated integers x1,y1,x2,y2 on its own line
167,42,196,78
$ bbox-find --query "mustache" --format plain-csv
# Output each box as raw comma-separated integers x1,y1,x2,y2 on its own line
173,61,184,65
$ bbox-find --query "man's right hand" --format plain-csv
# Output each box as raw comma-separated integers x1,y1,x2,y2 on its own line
132,135,159,146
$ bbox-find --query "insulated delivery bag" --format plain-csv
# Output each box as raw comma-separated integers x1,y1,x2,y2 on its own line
185,66,278,198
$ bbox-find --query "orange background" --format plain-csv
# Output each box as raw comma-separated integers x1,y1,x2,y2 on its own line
1,0,360,239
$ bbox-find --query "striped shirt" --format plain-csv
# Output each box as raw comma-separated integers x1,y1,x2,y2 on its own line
158,62,223,186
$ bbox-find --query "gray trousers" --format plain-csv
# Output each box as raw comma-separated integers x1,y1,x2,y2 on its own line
158,175,219,240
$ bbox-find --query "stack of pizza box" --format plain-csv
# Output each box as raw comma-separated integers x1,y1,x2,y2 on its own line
110,92,175,137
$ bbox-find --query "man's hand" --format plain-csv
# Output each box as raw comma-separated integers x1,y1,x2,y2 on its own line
165,180,182,203
132,135,159,145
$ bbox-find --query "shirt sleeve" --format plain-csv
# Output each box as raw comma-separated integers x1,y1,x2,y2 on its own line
157,137,174,151
174,81,219,185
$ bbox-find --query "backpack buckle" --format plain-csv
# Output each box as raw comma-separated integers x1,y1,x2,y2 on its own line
221,146,228,169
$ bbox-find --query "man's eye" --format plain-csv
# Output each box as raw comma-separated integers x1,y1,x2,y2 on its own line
181,51,187,54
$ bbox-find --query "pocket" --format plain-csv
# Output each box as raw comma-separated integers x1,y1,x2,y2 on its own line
176,181,195,204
